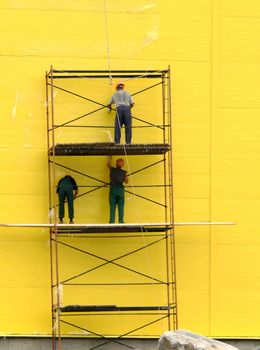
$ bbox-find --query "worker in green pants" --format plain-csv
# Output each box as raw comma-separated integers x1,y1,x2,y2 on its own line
56,175,78,224
107,156,128,223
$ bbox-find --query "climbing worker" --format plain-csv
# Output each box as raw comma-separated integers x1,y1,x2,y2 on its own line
56,175,78,224
107,156,129,224
108,81,134,144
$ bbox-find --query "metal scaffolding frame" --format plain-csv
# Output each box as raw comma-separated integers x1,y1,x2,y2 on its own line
46,67,177,350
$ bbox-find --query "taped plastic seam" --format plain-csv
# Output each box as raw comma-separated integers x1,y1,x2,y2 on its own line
58,284,63,306
49,207,54,219
11,92,18,119
129,1,159,49
53,316,59,332
103,0,159,58
131,3,157,13
53,284,63,331
142,24,159,47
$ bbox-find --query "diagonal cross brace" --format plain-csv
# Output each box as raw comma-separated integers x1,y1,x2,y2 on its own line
55,237,167,285
48,83,164,129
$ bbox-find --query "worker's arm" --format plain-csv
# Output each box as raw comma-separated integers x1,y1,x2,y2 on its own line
129,95,134,109
107,95,114,111
73,189,78,199
70,177,78,199
124,173,129,184
56,179,61,193
107,156,112,169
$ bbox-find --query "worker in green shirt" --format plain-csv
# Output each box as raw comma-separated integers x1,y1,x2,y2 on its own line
107,156,128,223
56,175,78,224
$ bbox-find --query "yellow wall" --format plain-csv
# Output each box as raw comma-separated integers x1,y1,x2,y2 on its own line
0,0,259,338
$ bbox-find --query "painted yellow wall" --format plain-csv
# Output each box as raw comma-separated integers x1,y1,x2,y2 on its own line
0,0,259,338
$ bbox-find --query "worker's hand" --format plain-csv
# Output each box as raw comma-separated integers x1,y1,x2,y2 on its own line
107,104,112,112
107,155,112,169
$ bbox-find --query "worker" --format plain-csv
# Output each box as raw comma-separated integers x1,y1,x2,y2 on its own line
107,156,129,224
108,81,134,144
56,175,78,224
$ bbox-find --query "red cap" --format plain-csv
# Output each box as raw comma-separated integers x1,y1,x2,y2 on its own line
116,81,125,88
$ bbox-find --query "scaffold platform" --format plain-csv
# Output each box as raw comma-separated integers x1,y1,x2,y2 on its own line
54,223,173,234
60,304,174,312
49,142,170,156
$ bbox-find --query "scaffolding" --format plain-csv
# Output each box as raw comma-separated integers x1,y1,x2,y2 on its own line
46,67,177,350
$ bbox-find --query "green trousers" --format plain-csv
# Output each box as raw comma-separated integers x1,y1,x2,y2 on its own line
109,186,124,223
58,187,74,219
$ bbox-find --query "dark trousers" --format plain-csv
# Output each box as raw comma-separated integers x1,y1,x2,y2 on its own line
114,105,132,144
58,187,74,219
109,186,125,223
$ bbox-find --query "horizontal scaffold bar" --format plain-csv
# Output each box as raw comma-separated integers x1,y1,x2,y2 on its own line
51,75,164,79
48,69,169,79
52,69,168,73
0,222,235,228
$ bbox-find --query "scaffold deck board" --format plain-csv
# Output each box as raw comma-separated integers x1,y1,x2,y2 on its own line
49,69,168,79
60,305,173,312
55,223,172,234
49,142,170,156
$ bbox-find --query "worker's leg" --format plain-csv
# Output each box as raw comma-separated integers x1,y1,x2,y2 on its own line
123,106,132,144
58,189,66,220
117,188,125,223
114,107,124,144
109,188,117,223
66,189,74,219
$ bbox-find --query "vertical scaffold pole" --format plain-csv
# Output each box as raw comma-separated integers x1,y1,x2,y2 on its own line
46,70,56,350
49,66,61,350
162,70,171,330
167,65,178,329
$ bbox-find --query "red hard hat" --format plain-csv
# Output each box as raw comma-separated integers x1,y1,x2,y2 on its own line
116,81,125,88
